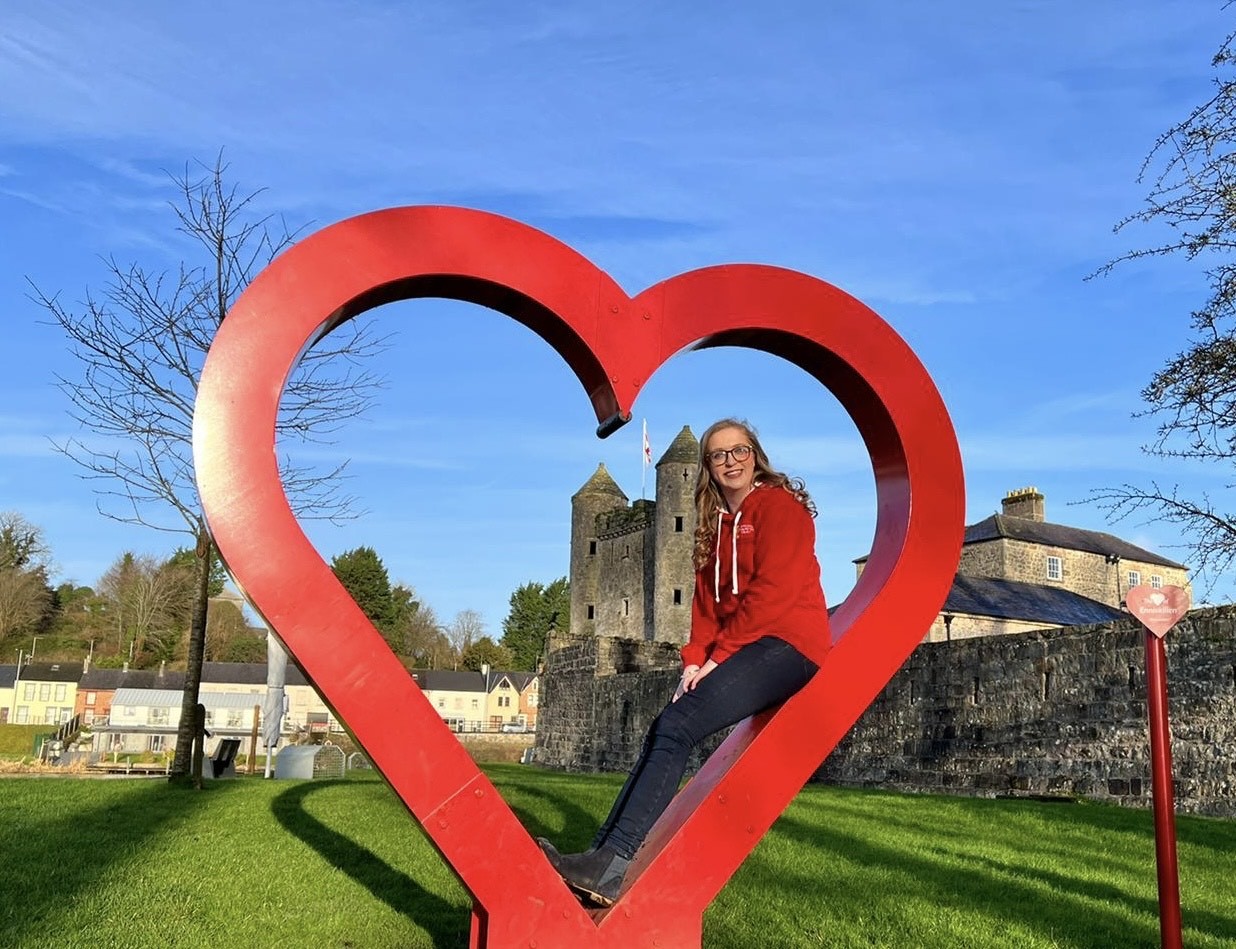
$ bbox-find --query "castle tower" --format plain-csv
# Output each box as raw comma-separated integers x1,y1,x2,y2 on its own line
570,464,628,636
652,426,699,643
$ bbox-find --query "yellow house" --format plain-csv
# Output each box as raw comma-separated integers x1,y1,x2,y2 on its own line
10,661,80,726
484,671,539,731
0,664,16,724
411,669,487,731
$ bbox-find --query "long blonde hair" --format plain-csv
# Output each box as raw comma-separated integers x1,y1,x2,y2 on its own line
692,418,815,569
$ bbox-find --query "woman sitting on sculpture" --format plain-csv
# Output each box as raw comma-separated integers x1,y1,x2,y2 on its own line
541,417,832,906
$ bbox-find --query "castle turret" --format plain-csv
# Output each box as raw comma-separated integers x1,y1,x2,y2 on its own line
652,426,699,643
570,464,628,636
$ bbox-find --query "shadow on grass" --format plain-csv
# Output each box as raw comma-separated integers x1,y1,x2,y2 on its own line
271,779,470,949
485,765,614,851
0,779,212,946
762,811,1236,948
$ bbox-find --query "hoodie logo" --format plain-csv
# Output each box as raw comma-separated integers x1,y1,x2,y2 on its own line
738,523,755,537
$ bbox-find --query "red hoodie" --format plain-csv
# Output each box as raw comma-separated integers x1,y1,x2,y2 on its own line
682,483,831,668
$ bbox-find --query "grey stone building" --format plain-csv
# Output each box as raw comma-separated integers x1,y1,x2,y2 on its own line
568,425,700,645
857,486,1191,642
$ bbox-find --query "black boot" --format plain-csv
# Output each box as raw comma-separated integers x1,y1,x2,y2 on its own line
554,845,630,907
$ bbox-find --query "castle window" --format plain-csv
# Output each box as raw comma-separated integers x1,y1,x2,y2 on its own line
588,540,597,556
1150,575,1163,589
1128,570,1141,588
587,605,595,620
674,516,684,532
624,545,630,558
1046,556,1061,581
623,598,629,616
673,588,682,605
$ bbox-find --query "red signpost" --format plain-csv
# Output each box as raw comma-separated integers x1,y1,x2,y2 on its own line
1126,584,1192,949
193,206,965,947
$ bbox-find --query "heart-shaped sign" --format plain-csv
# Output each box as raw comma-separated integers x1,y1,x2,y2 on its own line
1127,585,1191,639
194,206,964,947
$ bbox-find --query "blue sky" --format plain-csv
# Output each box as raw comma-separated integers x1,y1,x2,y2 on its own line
1,1,1231,641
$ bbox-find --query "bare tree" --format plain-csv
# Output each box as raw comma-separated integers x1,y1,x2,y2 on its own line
0,511,51,572
446,609,486,667
0,513,53,641
1089,25,1236,593
33,154,385,779
97,552,194,663
0,568,51,641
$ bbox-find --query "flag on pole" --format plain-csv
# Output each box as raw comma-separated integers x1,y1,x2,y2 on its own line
643,419,652,468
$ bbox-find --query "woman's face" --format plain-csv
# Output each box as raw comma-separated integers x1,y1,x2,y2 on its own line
705,425,757,504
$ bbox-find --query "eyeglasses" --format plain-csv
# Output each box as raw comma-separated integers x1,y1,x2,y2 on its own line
706,445,753,466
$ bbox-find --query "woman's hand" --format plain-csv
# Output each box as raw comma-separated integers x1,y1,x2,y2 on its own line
672,664,700,703
672,660,718,701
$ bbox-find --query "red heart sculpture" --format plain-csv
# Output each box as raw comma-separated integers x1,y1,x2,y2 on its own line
194,206,964,947
1126,585,1191,639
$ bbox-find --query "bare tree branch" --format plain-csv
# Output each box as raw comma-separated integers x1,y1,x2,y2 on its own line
31,153,387,778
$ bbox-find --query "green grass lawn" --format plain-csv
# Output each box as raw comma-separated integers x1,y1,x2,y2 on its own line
0,766,1232,948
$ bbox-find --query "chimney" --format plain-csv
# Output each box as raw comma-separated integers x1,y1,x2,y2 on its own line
1002,486,1045,522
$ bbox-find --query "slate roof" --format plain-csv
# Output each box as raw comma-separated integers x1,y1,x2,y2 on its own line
16,662,83,683
964,514,1186,569
409,669,487,692
490,671,537,693
201,662,310,687
0,665,16,689
943,574,1126,626
80,667,185,691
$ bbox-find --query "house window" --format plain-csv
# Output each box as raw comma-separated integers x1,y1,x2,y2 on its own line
674,516,684,532
86,691,97,706
54,684,66,702
43,708,57,724
22,684,34,701
227,710,244,727
123,706,136,718
149,735,164,752
673,588,682,606
471,699,479,709
437,698,446,709
587,605,595,620
1151,575,1163,588
149,708,170,726
1046,556,1062,581
15,706,28,724
528,692,538,708
1128,570,1141,588
588,540,597,555
39,684,50,701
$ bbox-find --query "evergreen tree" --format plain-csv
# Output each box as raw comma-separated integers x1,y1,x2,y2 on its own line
331,546,396,641
500,577,569,670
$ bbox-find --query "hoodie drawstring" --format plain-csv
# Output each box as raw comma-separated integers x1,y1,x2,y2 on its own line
713,510,743,601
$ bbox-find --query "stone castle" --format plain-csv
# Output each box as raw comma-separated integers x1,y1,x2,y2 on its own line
568,425,700,645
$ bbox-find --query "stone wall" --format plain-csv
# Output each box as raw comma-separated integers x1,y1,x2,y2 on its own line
535,610,1236,818
532,636,732,774
822,609,1235,817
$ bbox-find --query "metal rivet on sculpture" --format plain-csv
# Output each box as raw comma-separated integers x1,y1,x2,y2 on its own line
193,206,965,948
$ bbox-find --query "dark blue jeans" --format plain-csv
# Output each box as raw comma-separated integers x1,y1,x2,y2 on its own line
593,635,819,859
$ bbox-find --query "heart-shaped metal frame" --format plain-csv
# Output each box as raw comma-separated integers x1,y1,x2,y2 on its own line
194,205,964,947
